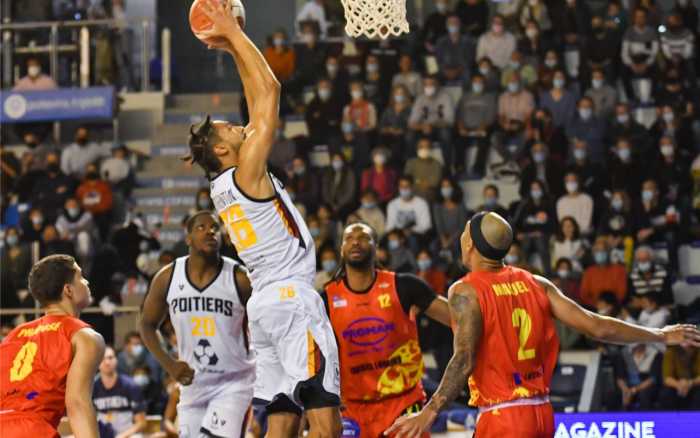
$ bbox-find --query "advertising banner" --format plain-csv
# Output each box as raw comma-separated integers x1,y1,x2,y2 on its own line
1,87,114,122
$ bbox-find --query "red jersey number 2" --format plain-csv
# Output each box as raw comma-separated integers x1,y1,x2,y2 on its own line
512,308,536,361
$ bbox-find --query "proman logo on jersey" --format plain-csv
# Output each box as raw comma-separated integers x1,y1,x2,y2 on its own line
342,317,395,346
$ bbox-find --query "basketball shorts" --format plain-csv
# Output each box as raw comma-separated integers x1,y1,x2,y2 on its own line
177,378,254,438
475,401,554,438
0,413,59,438
342,388,428,438
247,280,340,412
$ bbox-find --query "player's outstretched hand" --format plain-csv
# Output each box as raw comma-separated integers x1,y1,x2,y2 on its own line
384,410,436,438
169,360,195,386
195,0,240,42
661,324,700,347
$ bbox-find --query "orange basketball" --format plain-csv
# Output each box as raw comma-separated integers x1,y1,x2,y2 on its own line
189,0,246,46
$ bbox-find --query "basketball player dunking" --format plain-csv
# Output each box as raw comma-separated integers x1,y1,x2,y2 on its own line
388,212,700,438
184,1,342,436
0,255,105,438
141,211,254,437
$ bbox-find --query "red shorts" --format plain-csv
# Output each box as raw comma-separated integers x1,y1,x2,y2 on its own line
342,391,429,438
474,403,554,438
0,414,59,438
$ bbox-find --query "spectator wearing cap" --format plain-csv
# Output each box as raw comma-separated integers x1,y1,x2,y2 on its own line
321,153,356,218
455,74,496,177
361,149,398,204
61,126,109,178
660,12,695,86
475,184,508,218
629,245,672,301
539,69,578,129
511,179,556,274
435,14,476,83
13,57,56,91
659,345,700,410
519,142,564,199
386,176,432,242
557,172,594,235
354,190,386,239
476,15,516,69
432,178,468,259
404,138,443,201
408,76,455,169
585,68,618,120
379,84,413,166
566,97,606,164
621,8,659,102
422,0,450,52
456,0,488,38
580,237,628,307
391,55,422,99
306,78,343,145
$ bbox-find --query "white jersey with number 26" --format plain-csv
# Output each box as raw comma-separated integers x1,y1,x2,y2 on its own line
210,167,316,292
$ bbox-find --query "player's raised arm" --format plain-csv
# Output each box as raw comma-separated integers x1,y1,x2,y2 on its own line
66,328,105,438
385,281,483,437
538,275,700,346
198,0,280,186
140,264,195,386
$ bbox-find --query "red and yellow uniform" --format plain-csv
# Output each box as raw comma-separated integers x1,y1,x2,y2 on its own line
325,270,431,438
463,266,559,438
0,315,90,438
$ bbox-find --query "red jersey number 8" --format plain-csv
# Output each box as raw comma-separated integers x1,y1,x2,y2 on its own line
10,341,38,382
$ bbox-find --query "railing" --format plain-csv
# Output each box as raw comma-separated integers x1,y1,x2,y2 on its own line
0,18,171,93
0,306,141,321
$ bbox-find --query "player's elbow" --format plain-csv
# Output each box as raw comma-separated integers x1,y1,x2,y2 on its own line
589,317,616,341
65,393,93,419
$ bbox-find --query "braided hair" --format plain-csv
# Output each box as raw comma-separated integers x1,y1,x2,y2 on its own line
329,221,380,284
184,114,224,180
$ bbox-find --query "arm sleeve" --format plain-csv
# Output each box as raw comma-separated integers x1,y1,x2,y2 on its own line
395,273,438,315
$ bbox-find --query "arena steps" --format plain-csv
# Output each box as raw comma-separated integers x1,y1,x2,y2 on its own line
140,155,202,176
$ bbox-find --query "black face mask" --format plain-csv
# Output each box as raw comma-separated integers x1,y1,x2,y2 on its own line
86,171,99,180
76,137,88,146
47,163,60,173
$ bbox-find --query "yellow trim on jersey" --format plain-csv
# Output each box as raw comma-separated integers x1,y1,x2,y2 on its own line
307,330,316,378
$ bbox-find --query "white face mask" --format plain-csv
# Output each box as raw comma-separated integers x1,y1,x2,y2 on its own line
579,108,592,120
660,145,674,157
318,88,331,101
545,59,557,68
273,37,285,47
526,28,538,38
28,65,41,78
472,82,484,94
424,86,436,97
479,66,490,76
302,33,315,44
394,94,406,104
417,149,430,159
592,78,603,89
662,112,674,123
553,78,565,89
327,64,338,76
373,154,386,165
616,113,629,124
351,90,363,100
573,148,586,160
507,82,519,93
565,181,578,194
617,148,631,161
366,63,379,73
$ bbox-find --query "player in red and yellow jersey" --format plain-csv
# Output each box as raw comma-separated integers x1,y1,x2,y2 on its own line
322,223,451,438
388,212,700,438
0,255,105,438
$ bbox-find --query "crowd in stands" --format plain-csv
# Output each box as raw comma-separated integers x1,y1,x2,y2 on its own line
3,0,700,432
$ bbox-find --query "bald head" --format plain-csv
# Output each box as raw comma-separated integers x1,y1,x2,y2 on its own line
479,212,513,255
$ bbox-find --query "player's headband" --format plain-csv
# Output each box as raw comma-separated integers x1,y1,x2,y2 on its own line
469,211,509,261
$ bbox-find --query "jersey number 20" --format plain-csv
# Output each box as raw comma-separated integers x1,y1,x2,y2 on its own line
10,341,38,382
512,308,536,361
220,204,258,251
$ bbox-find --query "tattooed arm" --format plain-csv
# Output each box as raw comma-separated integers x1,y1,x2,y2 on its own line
385,281,483,438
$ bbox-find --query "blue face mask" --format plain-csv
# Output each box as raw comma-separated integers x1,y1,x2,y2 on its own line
133,374,149,387
322,259,337,273
485,196,497,207
440,187,453,199
310,227,321,238
593,251,608,265
532,152,546,163
399,189,412,199
388,239,400,250
130,344,144,357
361,201,376,209
417,259,432,271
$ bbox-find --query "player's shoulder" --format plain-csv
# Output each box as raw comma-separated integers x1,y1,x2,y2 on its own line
71,327,105,357
151,261,177,289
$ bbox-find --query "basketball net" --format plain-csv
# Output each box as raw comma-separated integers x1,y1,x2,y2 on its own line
341,0,410,39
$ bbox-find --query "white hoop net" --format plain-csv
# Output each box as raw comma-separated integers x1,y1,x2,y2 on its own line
341,0,410,39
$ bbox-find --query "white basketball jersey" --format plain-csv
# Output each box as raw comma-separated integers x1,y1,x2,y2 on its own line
209,167,316,292
166,256,254,400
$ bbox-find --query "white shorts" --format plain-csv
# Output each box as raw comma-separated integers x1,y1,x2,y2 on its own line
178,379,253,438
247,280,340,408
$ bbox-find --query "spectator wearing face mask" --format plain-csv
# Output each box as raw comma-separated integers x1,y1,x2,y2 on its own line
504,241,539,274
539,69,578,128
286,156,319,212
408,76,455,169
422,0,450,52
93,346,147,438
12,57,57,91
606,103,650,155
21,132,58,172
660,12,695,86
658,345,700,410
61,126,109,178
498,72,534,131
455,74,496,177
386,176,432,241
608,138,644,196
324,55,351,106
117,332,161,383
650,105,694,154
552,257,581,303
648,136,691,203
293,23,326,89
379,84,413,165
519,142,564,199
511,179,556,274
518,20,551,66
343,81,377,134
501,50,538,90
566,97,606,164
585,68,618,119
21,207,47,244
432,178,468,261
475,57,501,93
192,188,214,214
475,184,509,218
556,172,593,235
597,190,635,250
476,15,516,69
404,138,443,200
321,153,356,218
435,15,476,82
385,230,418,273
621,8,659,102
537,50,560,93
567,139,608,199
363,54,391,111
416,249,447,295
526,108,569,164
100,145,133,196
580,237,628,307
314,246,339,291
582,15,621,83
629,246,672,302
55,197,98,265
354,190,386,239
305,78,343,145
361,149,398,205
456,0,489,37
30,151,76,223
264,29,296,83
392,55,422,98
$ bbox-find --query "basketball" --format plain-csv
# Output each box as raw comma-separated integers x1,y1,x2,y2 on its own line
189,0,246,45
